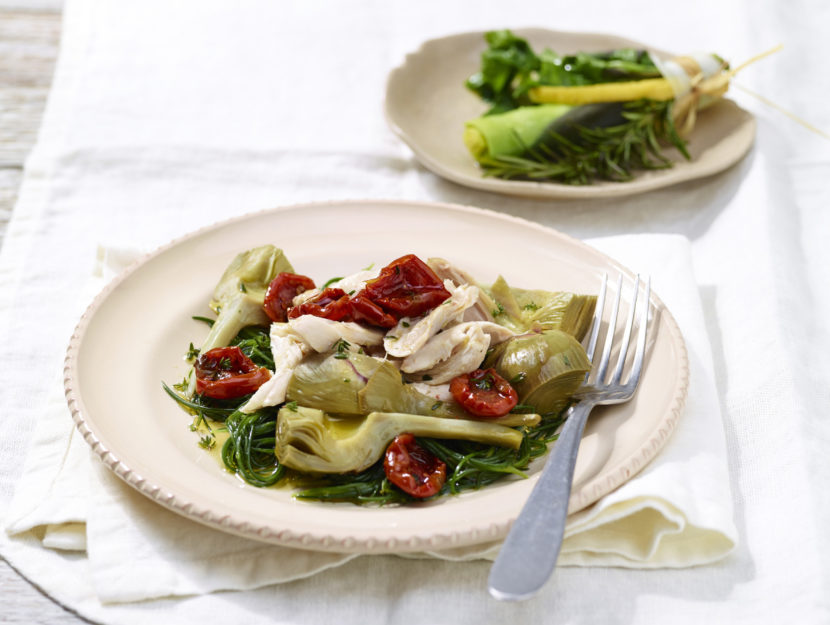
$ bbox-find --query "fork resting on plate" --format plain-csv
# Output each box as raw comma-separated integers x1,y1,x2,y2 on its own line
488,273,651,601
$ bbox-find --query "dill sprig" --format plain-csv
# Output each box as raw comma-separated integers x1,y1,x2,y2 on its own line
479,99,689,185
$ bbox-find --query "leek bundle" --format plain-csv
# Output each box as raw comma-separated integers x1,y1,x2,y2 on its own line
463,30,740,184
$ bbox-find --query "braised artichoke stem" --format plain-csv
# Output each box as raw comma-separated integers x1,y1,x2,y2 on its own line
275,406,525,474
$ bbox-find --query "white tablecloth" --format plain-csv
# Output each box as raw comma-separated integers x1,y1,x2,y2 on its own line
1,0,829,623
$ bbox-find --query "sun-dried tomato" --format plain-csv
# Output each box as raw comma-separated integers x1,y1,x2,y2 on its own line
287,287,352,322
194,346,271,400
362,254,450,319
262,272,316,323
383,433,446,498
449,368,518,418
349,291,397,328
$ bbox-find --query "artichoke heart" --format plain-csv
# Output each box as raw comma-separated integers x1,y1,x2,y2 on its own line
486,329,591,415
275,405,524,474
488,276,596,340
359,359,469,419
210,245,293,311
285,351,384,415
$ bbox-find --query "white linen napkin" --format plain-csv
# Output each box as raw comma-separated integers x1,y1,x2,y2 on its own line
4,232,736,604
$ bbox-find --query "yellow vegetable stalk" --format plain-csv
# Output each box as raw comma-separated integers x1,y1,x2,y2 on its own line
528,47,782,137
529,77,676,106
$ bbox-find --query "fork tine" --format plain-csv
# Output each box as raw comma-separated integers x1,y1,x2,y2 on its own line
610,274,641,385
595,274,623,383
626,275,651,389
584,273,607,364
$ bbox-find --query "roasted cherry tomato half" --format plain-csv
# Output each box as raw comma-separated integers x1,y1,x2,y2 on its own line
383,433,447,498
194,346,271,400
449,368,519,418
349,291,397,328
287,287,352,322
363,254,451,319
263,272,316,323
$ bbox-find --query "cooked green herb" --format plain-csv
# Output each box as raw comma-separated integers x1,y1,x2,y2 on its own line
333,338,351,359
510,403,536,414
221,408,285,487
230,325,273,369
295,413,568,505
186,343,200,360
322,276,344,288
162,381,248,422
510,372,527,385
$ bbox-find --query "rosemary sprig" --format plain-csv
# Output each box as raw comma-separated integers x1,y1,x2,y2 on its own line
479,99,689,185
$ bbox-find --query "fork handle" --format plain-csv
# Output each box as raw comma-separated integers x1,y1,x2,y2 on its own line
487,401,593,601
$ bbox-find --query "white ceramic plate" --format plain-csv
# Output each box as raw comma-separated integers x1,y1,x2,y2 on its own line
385,28,755,199
64,199,688,554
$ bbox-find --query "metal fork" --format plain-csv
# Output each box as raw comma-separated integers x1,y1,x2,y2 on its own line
488,273,651,601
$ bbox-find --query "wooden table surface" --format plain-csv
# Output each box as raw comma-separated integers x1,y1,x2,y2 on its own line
0,3,91,623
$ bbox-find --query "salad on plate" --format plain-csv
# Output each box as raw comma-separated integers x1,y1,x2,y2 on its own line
164,246,597,505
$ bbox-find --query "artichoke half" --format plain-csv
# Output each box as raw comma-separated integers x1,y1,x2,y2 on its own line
485,329,591,416
284,351,463,418
275,405,524,474
488,275,596,340
186,245,293,396
286,351,540,427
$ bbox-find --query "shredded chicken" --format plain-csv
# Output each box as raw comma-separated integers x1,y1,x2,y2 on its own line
289,315,384,352
383,281,479,358
292,267,381,307
403,323,489,384
241,324,310,412
427,257,498,322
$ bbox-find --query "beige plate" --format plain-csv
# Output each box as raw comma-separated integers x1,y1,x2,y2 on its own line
385,28,755,199
64,199,688,554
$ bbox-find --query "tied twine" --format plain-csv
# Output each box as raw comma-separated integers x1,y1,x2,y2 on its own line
670,45,792,138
